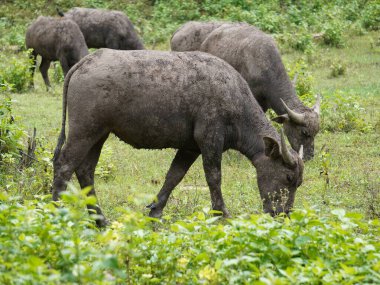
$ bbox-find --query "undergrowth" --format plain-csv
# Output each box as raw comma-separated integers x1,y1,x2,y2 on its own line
0,189,379,284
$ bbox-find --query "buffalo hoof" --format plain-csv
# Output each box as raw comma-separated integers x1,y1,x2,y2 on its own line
213,207,232,219
95,217,109,228
146,203,163,218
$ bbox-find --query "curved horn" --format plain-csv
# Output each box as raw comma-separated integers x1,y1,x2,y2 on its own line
312,94,321,115
298,145,304,160
280,129,296,166
280,99,306,125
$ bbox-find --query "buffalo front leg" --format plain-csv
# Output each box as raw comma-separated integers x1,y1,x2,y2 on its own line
39,58,51,90
201,151,230,218
75,135,109,228
196,125,230,217
147,149,199,218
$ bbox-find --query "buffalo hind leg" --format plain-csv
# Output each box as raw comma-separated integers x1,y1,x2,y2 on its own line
147,149,200,218
196,125,230,217
39,58,51,90
75,135,109,227
53,133,107,205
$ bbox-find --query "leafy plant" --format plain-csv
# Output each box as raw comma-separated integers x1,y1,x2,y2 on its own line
286,30,314,52
286,59,314,104
0,95,26,161
52,62,64,84
95,144,115,181
0,50,33,93
0,96,53,196
360,1,380,31
1,190,379,284
330,60,346,77
321,21,345,48
321,91,373,133
319,146,331,206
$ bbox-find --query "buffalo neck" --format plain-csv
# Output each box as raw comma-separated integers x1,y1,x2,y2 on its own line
234,99,280,165
265,64,310,115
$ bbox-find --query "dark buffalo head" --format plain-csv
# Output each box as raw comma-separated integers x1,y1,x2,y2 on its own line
256,130,304,216
273,95,320,161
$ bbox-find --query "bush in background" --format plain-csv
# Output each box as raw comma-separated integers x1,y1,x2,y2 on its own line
0,0,378,50
0,95,52,196
330,61,346,78
286,59,314,103
360,0,380,31
0,50,33,93
0,95,26,162
321,91,373,133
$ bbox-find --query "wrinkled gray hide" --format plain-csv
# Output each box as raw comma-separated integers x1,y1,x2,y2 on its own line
171,21,226,51
25,16,88,89
61,7,144,50
53,49,303,227
172,22,320,160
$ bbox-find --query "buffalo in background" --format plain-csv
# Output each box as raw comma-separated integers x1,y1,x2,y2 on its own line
171,22,320,160
58,7,144,50
26,16,88,90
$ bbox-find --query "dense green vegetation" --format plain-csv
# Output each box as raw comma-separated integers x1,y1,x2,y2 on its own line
0,0,379,284
1,190,380,284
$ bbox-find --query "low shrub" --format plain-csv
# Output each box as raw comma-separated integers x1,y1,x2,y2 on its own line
360,1,380,31
321,21,345,48
0,95,52,196
329,61,346,78
0,189,379,284
0,95,26,161
52,62,64,84
285,30,314,52
95,144,115,181
285,59,314,103
321,91,373,133
0,50,33,93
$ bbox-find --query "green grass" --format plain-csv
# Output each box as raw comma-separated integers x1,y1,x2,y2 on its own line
3,32,378,223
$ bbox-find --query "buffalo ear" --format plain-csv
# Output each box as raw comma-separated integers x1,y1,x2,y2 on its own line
263,137,281,159
272,114,289,124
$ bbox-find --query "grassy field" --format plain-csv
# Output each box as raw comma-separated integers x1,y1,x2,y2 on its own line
5,31,379,223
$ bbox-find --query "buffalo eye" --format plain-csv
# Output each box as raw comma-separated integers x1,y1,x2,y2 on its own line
287,174,293,182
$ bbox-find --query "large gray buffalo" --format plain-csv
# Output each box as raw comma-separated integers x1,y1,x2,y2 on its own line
58,7,144,50
53,49,304,227
26,16,88,89
171,22,320,160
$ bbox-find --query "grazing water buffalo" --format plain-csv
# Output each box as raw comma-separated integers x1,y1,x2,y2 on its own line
171,21,227,51
53,49,304,227
26,16,88,89
171,22,320,160
58,7,144,50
